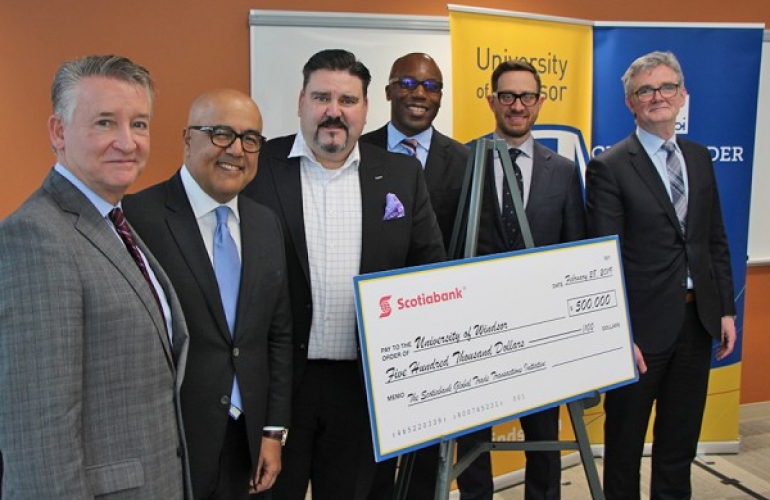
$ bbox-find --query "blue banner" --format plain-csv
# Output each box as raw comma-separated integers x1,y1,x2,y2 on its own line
592,25,763,369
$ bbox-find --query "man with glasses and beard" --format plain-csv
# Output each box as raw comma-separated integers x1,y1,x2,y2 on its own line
468,59,586,500
242,49,445,500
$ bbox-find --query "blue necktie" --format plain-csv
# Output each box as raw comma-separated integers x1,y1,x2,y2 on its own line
214,206,243,418
401,138,419,157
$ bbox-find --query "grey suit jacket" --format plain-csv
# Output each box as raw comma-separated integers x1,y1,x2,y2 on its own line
478,140,586,254
0,170,191,499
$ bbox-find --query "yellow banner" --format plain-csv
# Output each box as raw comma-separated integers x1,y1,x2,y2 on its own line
449,8,594,480
449,10,593,147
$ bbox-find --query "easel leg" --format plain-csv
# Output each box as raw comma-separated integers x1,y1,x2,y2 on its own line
568,400,605,499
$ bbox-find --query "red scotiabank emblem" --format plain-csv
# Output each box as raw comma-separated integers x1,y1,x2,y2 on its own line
379,295,392,318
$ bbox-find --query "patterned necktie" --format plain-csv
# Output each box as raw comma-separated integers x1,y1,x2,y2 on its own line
662,142,687,234
109,208,165,323
501,148,525,248
213,206,243,418
401,138,419,157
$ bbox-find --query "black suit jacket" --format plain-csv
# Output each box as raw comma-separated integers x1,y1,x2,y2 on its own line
586,134,735,353
361,125,469,250
241,135,446,387
478,140,586,254
123,172,293,485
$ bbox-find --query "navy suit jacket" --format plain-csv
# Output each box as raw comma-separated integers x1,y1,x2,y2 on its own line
241,135,446,388
123,172,293,485
360,125,469,250
586,134,735,353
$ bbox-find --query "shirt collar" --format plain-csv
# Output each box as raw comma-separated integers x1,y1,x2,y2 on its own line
491,133,534,158
54,163,119,217
386,123,433,153
180,165,240,221
290,131,361,173
636,126,677,158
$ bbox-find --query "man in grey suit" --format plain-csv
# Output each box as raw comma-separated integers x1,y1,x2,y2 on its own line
470,60,587,500
586,51,736,500
0,55,190,499
124,89,293,500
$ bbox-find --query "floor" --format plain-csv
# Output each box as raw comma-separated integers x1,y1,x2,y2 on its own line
492,402,770,500
301,402,770,499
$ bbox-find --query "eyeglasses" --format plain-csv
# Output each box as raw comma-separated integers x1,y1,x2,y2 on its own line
492,91,540,107
388,77,443,93
188,125,266,153
634,83,680,103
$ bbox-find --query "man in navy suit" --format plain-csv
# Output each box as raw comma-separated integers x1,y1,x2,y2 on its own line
362,52,484,500
124,89,293,500
242,49,445,500
586,51,736,500
469,59,587,500
361,52,468,250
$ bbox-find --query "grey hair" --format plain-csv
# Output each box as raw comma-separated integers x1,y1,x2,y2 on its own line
51,55,154,122
621,51,684,96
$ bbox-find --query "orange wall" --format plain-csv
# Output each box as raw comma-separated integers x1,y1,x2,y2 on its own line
1,0,768,402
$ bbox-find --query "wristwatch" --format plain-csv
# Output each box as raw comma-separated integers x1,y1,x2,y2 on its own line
263,428,288,446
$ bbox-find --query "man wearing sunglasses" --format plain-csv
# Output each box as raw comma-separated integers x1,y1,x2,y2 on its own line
361,52,468,250
470,60,586,500
362,52,479,500
123,89,293,500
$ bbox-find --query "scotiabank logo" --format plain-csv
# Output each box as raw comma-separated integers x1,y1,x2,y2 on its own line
379,295,393,318
378,287,465,319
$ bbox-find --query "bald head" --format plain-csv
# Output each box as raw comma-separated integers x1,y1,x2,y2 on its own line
184,89,264,203
386,53,443,137
389,53,442,81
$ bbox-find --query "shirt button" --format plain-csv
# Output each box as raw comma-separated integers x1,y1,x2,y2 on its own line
221,395,230,406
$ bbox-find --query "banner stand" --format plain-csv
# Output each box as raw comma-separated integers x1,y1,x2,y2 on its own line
393,139,605,500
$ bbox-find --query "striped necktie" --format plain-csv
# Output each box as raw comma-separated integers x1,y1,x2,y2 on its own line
401,138,419,157
109,208,165,323
662,142,687,234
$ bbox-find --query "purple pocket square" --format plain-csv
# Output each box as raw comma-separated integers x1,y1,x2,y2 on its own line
383,193,405,220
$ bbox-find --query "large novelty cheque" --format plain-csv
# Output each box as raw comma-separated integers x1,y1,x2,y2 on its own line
354,236,637,461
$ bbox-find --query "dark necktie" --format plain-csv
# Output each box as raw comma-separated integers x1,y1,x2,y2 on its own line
662,141,687,234
501,148,524,248
213,206,243,418
401,138,419,157
109,208,165,321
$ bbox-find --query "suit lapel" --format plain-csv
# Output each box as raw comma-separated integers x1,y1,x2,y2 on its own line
526,142,554,218
163,174,233,343
359,148,387,273
627,135,683,236
678,138,702,236
424,132,449,190
270,155,311,281
46,171,176,369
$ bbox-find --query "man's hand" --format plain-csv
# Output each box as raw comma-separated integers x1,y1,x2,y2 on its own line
634,343,647,374
715,316,737,361
249,437,282,493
